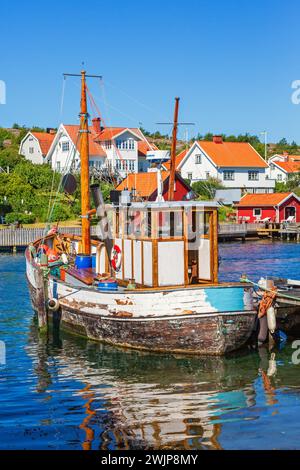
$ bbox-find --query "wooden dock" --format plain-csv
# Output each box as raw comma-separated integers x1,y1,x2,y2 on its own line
218,223,260,241
0,227,97,251
256,224,300,241
0,222,299,251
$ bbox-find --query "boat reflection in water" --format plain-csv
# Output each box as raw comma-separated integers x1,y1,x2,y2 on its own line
26,324,300,450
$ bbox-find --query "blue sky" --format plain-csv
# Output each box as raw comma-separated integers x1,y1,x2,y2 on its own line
0,0,299,142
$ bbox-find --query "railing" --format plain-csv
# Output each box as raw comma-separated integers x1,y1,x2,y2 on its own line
0,226,98,247
0,223,267,247
219,223,246,234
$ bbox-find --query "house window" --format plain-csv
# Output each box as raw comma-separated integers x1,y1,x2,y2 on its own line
62,141,69,152
206,172,210,179
104,140,111,149
248,171,259,181
128,139,135,150
187,173,193,180
270,163,275,170
253,208,262,217
223,170,235,181
129,160,135,171
195,154,202,164
277,174,283,181
56,162,61,171
29,147,34,154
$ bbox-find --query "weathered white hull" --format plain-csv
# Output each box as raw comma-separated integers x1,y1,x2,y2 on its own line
26,253,256,355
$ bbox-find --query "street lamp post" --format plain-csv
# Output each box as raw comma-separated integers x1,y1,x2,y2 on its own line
260,131,268,160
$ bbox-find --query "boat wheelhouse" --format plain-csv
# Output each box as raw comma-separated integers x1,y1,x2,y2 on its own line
25,71,256,355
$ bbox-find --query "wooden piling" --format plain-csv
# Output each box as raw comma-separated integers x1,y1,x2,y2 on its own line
34,268,48,332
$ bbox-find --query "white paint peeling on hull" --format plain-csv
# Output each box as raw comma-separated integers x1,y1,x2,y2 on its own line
46,277,253,320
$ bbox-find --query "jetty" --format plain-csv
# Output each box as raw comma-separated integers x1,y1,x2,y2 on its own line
1,222,300,251
0,227,96,252
1,223,259,250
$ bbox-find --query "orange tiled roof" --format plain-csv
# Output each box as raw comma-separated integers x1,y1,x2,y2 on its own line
274,158,300,173
64,125,106,157
94,127,143,141
64,125,155,158
198,141,268,168
116,171,170,198
237,192,294,207
31,132,55,155
137,140,158,157
163,148,188,170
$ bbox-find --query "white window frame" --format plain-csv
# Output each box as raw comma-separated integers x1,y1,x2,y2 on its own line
62,141,70,152
195,154,202,164
277,174,283,181
253,208,262,217
128,139,135,150
223,170,235,181
187,173,193,180
248,171,259,181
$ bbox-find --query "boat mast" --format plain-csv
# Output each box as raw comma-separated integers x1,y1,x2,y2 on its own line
168,97,180,201
79,70,91,255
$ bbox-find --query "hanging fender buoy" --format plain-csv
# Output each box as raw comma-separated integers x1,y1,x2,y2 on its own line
258,288,277,318
48,298,60,312
111,245,122,272
267,306,276,334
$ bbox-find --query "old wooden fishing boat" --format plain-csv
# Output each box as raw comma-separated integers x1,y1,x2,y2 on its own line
25,71,256,355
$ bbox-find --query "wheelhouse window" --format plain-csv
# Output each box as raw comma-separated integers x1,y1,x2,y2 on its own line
248,171,259,181
223,171,235,181
187,209,210,243
158,210,183,238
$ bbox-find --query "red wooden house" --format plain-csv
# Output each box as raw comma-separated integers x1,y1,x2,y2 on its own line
236,192,300,223
116,170,193,201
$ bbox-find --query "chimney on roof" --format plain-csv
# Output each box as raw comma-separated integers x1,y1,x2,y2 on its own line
46,128,56,134
92,117,101,134
283,151,289,162
213,135,223,144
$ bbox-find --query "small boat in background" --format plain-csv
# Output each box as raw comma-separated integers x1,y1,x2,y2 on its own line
25,71,256,356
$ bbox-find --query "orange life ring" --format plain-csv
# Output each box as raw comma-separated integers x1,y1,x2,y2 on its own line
111,245,122,272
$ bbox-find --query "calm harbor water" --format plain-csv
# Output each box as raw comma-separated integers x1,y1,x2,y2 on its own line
1,240,300,450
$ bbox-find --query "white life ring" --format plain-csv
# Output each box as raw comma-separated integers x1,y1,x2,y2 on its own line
111,244,122,272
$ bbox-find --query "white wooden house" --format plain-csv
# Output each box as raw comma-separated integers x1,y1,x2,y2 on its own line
267,152,300,182
19,131,56,164
46,119,156,175
163,136,275,194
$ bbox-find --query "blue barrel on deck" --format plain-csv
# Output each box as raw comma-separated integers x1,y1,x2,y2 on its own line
91,253,96,269
97,279,118,292
75,254,92,269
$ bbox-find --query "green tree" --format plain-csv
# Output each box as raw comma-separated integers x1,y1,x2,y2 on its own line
191,177,224,200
